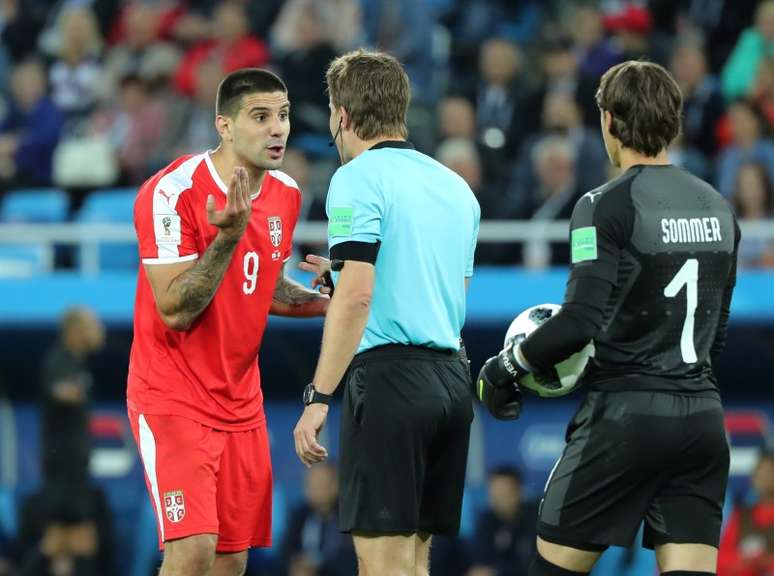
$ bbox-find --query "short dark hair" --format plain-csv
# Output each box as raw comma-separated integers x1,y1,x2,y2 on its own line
596,60,682,157
216,68,287,118
488,465,523,485
326,49,410,140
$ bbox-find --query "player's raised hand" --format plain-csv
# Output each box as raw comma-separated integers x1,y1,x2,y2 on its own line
299,254,333,295
207,166,253,239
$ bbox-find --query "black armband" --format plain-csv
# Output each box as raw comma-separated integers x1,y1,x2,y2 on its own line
329,241,381,265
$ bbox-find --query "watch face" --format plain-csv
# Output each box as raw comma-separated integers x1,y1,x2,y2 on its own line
303,384,313,404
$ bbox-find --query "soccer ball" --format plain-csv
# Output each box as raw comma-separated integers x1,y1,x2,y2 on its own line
504,303,595,398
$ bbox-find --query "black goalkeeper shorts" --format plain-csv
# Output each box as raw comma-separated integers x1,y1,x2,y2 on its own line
538,390,729,551
338,344,473,536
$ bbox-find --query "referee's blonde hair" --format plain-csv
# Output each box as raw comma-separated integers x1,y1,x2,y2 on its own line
326,49,410,141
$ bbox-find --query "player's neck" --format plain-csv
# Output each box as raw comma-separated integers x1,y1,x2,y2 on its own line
618,148,671,172
210,146,266,195
346,135,406,161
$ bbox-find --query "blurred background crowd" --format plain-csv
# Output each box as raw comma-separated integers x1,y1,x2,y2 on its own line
0,0,772,266
0,0,773,575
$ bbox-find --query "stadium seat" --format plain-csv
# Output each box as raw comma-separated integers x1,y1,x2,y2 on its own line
0,244,54,276
75,188,138,271
0,188,69,223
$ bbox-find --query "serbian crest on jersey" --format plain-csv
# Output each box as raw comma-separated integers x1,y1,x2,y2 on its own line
268,216,282,247
164,490,185,523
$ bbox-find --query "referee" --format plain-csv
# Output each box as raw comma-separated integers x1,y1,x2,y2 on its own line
477,61,739,576
294,49,480,576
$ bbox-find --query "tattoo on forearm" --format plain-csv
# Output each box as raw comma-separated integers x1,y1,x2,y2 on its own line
273,275,321,306
167,234,239,325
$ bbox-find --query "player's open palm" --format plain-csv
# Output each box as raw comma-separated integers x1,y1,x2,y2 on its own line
207,166,253,239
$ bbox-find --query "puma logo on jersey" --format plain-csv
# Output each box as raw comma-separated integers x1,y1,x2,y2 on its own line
661,217,722,244
583,190,604,203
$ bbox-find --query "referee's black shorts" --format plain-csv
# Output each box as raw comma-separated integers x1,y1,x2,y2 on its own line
338,344,473,536
538,389,729,551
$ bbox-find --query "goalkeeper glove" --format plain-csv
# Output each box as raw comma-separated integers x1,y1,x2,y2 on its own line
475,348,527,420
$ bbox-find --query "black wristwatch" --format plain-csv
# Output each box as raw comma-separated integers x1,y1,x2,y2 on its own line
303,383,333,406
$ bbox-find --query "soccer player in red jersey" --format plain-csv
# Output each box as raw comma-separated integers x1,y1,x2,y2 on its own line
127,68,329,576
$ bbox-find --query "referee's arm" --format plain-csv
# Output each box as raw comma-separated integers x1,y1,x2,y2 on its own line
312,259,375,396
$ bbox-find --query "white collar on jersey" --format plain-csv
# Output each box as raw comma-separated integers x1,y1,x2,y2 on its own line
204,150,262,200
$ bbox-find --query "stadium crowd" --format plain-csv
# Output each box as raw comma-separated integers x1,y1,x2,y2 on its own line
1,1,774,575
0,0,772,266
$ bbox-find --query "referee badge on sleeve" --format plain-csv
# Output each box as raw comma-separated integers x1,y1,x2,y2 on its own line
329,206,353,237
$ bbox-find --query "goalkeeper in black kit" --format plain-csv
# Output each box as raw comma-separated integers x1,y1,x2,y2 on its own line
477,61,740,576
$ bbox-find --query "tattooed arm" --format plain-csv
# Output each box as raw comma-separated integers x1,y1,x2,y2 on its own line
270,263,330,317
145,233,241,331
144,167,253,332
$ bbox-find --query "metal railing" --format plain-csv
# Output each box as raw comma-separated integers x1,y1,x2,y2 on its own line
0,220,772,275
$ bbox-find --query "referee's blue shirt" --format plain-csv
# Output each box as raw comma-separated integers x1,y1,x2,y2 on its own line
326,141,480,354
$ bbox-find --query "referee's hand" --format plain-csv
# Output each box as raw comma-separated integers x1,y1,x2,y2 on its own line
294,404,329,468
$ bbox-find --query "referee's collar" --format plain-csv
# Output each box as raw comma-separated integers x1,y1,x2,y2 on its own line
369,140,415,151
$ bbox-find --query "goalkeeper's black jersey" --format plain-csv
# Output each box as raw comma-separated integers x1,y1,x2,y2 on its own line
563,164,738,393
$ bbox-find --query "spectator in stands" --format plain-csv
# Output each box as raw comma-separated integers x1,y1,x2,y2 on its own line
155,59,222,168
272,0,338,141
438,96,477,141
466,466,538,576
602,4,662,64
0,58,63,192
436,137,499,218
472,37,529,156
524,135,580,268
0,0,46,65
567,4,621,81
732,162,774,268
99,2,181,103
279,463,357,576
718,448,774,575
722,0,774,102
362,0,435,103
528,32,600,129
508,91,606,220
173,0,270,97
443,0,544,85
45,6,104,129
91,74,169,185
716,100,774,199
670,35,726,159
750,56,774,128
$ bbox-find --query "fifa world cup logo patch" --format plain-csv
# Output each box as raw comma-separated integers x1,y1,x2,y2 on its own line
164,490,186,523
162,216,172,237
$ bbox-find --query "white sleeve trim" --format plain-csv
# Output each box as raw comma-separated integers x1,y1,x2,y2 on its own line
142,253,199,265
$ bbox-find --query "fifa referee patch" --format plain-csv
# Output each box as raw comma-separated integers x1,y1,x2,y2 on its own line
571,226,597,263
329,207,353,237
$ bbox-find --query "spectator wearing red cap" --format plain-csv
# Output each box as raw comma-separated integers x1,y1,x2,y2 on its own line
603,4,666,65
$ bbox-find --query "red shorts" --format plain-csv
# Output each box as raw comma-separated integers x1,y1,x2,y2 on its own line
128,408,272,552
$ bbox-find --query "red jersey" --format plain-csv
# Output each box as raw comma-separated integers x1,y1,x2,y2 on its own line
128,152,302,430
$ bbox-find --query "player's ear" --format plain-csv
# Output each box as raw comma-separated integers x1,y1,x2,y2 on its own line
215,114,233,143
339,106,351,132
604,110,620,141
